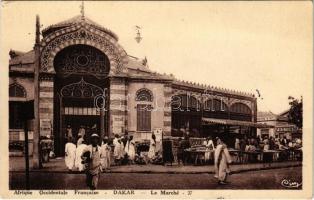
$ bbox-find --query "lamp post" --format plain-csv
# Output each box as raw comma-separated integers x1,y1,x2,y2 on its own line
135,30,142,43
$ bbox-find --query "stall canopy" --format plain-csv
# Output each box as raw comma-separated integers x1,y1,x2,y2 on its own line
202,117,274,128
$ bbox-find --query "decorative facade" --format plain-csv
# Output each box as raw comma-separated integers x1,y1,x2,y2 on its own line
9,14,263,156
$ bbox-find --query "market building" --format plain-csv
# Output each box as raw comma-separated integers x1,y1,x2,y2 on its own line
9,13,267,158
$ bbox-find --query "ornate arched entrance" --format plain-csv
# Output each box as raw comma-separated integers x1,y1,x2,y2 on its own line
53,44,110,156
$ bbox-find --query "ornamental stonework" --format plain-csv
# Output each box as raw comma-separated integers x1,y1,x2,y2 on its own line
40,22,128,75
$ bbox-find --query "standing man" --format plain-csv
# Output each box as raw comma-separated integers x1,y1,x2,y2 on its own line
214,137,232,185
64,138,76,171
82,133,102,190
78,126,86,139
122,131,129,148
66,125,72,141
75,140,88,172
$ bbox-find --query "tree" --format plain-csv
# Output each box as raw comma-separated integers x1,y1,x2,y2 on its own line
288,96,303,129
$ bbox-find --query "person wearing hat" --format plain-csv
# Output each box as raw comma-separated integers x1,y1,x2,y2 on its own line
100,136,111,170
82,133,102,190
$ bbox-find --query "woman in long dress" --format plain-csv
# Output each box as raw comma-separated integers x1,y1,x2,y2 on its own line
214,137,232,184
65,138,76,171
75,140,87,171
125,135,136,162
148,134,157,160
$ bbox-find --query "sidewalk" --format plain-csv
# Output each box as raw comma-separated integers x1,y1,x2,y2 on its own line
9,156,302,174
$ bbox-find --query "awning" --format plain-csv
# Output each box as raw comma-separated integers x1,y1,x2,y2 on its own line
202,117,274,128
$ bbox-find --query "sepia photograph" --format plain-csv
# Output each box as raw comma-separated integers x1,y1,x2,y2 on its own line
0,0,312,199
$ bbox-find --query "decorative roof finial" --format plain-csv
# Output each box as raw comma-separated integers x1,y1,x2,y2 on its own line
80,1,85,20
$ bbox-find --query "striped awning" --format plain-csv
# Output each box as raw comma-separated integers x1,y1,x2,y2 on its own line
202,117,274,128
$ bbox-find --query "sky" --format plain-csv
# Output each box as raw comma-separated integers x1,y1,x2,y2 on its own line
0,1,312,114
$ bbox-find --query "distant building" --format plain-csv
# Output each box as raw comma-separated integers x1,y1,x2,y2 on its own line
257,110,299,139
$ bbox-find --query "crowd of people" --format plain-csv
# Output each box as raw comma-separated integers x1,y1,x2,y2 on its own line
233,135,302,162
234,135,302,152
62,124,302,188
64,128,160,172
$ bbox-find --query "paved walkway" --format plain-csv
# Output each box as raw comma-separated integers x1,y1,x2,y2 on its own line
9,156,302,174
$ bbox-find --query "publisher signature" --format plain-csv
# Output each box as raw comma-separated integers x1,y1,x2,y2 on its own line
281,179,302,189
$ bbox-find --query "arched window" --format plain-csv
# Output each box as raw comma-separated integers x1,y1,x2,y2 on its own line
230,103,251,114
204,99,228,112
135,89,153,102
9,83,26,98
9,83,26,129
136,88,153,131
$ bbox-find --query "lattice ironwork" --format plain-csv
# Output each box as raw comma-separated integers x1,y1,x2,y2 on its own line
135,88,153,102
60,78,103,98
54,45,110,78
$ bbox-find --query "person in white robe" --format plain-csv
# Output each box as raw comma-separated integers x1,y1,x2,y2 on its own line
148,134,157,160
214,137,232,184
100,137,111,170
125,135,136,163
65,138,76,171
203,136,215,162
113,134,122,164
118,138,125,159
75,141,88,171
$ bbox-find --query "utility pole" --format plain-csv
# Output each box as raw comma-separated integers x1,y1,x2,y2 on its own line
21,100,34,189
33,15,42,169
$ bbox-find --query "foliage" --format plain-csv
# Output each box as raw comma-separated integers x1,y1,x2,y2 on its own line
288,96,303,129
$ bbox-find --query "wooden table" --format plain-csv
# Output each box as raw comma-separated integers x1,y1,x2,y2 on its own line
228,149,241,163
184,149,214,165
261,150,281,162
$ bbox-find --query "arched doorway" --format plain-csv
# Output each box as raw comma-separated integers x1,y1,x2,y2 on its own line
53,44,110,156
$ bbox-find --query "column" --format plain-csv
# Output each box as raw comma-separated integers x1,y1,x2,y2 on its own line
109,77,128,137
39,77,54,138
163,83,172,137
